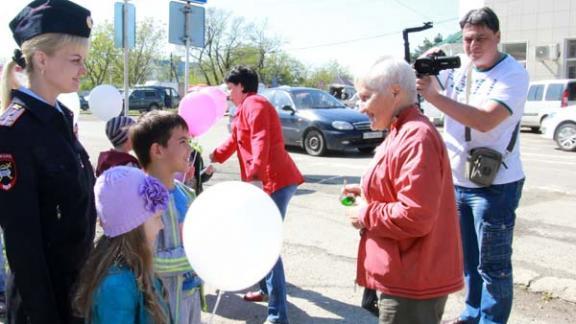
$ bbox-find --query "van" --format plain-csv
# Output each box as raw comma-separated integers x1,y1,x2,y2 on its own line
522,79,576,132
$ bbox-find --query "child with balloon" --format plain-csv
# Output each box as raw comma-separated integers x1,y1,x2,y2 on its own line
130,111,206,324
74,166,171,323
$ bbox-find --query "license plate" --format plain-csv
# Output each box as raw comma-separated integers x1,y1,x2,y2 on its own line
363,131,384,139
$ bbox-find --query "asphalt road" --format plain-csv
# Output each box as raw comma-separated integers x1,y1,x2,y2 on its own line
78,115,576,323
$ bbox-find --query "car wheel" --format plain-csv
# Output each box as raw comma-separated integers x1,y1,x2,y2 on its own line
554,122,576,152
149,103,160,111
304,129,327,156
358,147,375,154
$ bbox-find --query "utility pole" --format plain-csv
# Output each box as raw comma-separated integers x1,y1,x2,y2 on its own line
183,0,191,93
123,0,130,116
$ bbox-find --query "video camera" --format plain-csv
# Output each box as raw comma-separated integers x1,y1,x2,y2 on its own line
414,50,461,76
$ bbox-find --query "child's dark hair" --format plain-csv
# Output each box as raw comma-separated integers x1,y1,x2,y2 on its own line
225,65,259,93
130,111,189,168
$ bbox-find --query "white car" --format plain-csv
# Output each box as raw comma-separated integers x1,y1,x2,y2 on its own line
541,107,576,151
522,79,576,132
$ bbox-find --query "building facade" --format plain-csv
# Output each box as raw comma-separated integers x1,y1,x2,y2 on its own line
460,0,576,81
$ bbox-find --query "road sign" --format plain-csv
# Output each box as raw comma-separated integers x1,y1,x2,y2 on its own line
114,2,136,49
168,1,205,47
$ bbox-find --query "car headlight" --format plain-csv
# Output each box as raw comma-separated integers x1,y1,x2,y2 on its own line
332,121,354,130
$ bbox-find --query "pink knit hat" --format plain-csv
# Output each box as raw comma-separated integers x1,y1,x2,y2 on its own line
94,166,169,238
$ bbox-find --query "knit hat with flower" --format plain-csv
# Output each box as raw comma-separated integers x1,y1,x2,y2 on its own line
94,166,169,238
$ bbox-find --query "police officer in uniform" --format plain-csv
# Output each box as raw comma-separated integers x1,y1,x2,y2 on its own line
0,1,96,323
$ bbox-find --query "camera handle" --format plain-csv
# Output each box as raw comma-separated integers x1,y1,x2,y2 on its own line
403,22,433,111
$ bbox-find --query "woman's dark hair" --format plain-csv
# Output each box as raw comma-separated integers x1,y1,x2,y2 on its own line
225,66,259,93
459,7,500,33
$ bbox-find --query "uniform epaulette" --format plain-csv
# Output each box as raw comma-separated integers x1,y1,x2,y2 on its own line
0,103,26,127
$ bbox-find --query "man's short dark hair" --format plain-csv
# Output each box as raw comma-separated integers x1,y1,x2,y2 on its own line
225,66,259,93
130,111,189,168
459,7,499,33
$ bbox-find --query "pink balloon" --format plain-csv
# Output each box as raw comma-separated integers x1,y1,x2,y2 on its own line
178,92,219,137
200,87,228,118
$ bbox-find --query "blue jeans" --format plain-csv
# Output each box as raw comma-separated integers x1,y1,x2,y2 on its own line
258,185,297,324
455,179,524,324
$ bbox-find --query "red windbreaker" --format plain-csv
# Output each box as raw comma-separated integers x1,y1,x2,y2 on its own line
212,93,303,194
357,106,463,299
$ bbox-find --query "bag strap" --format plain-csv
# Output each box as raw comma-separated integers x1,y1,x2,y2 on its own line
463,63,519,154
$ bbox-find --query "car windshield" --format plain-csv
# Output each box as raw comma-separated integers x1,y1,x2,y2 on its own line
289,89,346,109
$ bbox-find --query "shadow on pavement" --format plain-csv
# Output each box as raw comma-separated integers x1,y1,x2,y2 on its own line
286,147,375,159
204,284,376,324
304,175,362,186
286,283,376,323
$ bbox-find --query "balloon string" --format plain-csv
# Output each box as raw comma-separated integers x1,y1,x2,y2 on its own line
209,289,223,324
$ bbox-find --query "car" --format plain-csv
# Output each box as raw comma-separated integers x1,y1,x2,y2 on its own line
541,107,576,151
522,79,576,132
142,85,181,109
79,91,89,111
126,87,167,112
230,87,385,156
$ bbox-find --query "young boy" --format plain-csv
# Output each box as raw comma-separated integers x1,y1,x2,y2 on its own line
95,116,140,176
130,111,205,324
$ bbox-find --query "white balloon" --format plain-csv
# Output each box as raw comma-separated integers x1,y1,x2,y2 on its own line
88,85,123,121
182,181,283,292
57,92,80,125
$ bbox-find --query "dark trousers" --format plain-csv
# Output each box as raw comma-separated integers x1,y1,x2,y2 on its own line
6,273,84,324
378,293,448,324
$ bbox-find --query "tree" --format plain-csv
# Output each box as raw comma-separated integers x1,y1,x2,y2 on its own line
83,23,119,90
302,61,353,90
83,18,166,89
410,33,444,61
188,9,284,86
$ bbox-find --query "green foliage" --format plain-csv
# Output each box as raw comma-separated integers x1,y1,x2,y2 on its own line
82,10,354,92
82,18,165,90
410,33,444,62
410,31,462,61
302,61,353,90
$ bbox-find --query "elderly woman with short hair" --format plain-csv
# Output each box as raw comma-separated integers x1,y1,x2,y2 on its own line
342,56,464,323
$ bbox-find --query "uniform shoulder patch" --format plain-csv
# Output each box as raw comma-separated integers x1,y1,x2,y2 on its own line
0,103,26,127
0,154,17,191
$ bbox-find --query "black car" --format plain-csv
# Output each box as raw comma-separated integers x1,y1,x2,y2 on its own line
141,86,181,108
230,87,384,156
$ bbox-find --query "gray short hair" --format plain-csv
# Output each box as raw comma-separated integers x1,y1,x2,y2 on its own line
355,56,417,102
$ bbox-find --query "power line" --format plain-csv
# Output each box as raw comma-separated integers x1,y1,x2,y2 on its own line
391,0,432,21
284,17,458,52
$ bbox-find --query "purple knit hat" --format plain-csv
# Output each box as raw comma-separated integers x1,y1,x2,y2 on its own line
94,166,169,238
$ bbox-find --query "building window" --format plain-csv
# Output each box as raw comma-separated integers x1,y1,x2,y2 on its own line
502,43,527,68
567,39,576,79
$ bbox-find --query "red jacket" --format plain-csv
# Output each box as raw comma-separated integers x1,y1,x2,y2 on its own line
357,106,463,299
212,93,303,194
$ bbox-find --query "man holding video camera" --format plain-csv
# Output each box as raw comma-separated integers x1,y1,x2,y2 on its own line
416,7,529,324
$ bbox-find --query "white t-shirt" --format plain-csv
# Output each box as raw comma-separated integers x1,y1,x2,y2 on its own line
441,54,529,187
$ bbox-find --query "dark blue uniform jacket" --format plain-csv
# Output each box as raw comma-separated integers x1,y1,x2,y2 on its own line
0,90,96,324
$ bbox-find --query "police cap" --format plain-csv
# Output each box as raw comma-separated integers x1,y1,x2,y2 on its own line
9,0,92,47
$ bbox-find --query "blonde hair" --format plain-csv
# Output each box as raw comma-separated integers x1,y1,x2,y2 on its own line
73,225,169,324
1,33,89,110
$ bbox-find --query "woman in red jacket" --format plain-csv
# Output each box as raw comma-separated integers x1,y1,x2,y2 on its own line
211,66,303,324
342,57,463,323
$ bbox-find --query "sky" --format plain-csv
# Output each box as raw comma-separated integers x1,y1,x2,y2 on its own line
0,0,474,76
